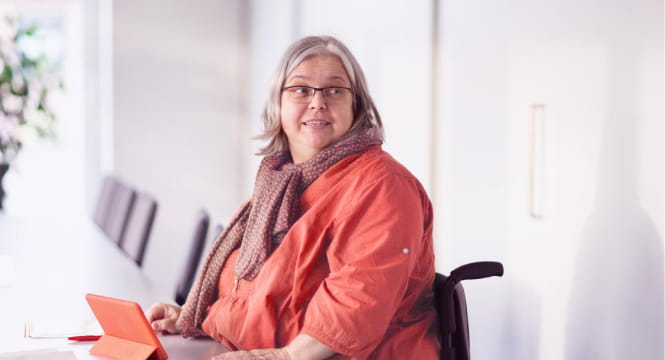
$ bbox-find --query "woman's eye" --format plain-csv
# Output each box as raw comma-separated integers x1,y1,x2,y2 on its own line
293,87,310,95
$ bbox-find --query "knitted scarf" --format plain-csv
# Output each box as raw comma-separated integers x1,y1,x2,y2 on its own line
176,132,382,337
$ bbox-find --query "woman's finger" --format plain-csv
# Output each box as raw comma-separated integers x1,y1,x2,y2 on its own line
212,349,290,360
146,303,166,322
146,303,180,334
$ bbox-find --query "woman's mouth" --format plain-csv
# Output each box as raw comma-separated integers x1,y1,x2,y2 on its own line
302,120,330,128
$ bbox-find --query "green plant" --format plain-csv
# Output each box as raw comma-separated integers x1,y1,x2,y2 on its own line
0,15,62,164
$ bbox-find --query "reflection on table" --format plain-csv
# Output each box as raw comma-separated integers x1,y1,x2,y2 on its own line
0,214,225,359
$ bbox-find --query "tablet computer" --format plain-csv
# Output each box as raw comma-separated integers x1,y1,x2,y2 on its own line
85,293,168,360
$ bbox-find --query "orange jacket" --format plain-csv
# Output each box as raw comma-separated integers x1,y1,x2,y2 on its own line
202,146,439,359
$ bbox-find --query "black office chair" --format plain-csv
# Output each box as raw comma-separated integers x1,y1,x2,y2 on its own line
433,262,504,360
93,176,119,230
120,193,158,266
205,223,225,252
190,222,225,280
105,182,137,245
174,209,210,306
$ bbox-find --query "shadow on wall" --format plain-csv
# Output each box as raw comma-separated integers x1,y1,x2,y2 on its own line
500,280,542,359
565,39,664,360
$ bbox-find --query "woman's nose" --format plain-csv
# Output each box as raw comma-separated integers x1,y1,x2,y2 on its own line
309,90,327,110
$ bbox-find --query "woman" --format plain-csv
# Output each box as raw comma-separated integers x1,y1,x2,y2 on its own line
147,35,439,360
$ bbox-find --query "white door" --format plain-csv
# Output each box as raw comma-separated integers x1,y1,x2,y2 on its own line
436,0,663,359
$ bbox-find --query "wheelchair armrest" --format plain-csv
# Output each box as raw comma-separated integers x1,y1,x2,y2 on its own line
450,261,504,282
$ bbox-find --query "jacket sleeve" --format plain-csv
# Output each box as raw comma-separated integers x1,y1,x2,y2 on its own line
300,173,428,359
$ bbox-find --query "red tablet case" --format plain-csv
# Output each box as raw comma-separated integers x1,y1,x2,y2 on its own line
85,293,168,360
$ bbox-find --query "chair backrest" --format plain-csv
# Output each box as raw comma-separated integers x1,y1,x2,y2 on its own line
205,223,225,252
174,209,210,306
93,176,119,229
433,262,504,360
120,193,158,266
105,182,137,245
434,273,470,360
193,222,225,278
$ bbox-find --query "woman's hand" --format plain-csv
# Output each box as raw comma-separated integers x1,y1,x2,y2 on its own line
212,334,334,360
146,302,182,334
212,348,291,360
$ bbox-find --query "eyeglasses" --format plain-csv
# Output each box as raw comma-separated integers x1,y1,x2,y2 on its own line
281,86,353,104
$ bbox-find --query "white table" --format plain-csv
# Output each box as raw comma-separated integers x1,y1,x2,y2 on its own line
0,215,225,359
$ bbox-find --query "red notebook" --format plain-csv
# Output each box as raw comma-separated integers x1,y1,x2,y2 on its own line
85,293,168,360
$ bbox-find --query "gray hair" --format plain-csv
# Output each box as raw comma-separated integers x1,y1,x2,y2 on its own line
257,35,384,156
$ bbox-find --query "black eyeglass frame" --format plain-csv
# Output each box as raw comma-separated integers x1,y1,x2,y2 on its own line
281,86,354,102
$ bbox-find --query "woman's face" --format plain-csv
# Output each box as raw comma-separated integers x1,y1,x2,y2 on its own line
280,55,354,164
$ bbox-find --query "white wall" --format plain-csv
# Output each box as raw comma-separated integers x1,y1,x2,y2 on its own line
83,0,114,215
112,0,249,295
437,0,663,359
